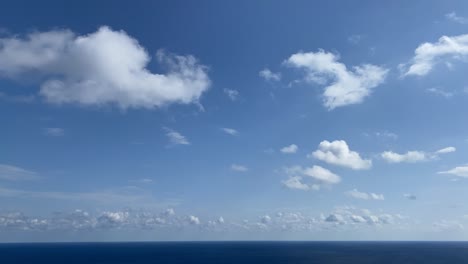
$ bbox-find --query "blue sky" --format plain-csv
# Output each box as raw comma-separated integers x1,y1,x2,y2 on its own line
2,0,468,241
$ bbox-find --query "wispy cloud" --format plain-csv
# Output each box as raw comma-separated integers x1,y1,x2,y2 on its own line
221,127,239,136
43,127,65,137
259,68,281,82
0,164,39,181
445,12,468,24
231,164,248,172
223,88,240,101
164,127,190,145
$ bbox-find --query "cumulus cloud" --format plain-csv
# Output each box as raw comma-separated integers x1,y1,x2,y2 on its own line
43,127,64,137
0,164,39,181
381,146,455,163
280,144,298,154
259,68,281,82
0,26,210,109
345,189,384,200
285,50,388,109
164,127,190,145
221,127,239,136
223,88,239,101
438,165,468,178
311,140,371,170
282,165,340,191
231,164,248,172
402,34,468,76
188,215,200,225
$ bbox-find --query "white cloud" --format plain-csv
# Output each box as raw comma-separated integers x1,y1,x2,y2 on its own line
221,127,239,136
282,176,315,191
285,50,388,109
43,127,64,137
436,146,456,154
303,165,341,184
280,144,298,154
223,88,239,101
231,164,248,172
164,128,190,145
0,164,39,181
446,12,468,24
433,220,464,232
402,34,468,76
345,189,384,200
381,150,427,163
438,165,468,178
188,215,200,225
381,146,455,163
0,26,210,109
259,68,281,82
311,140,371,170
375,131,398,140
282,165,340,191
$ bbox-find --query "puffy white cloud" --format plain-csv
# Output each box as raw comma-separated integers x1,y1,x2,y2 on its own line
280,144,298,154
325,213,345,223
231,164,248,172
311,140,371,170
402,34,468,76
282,165,340,191
345,189,384,200
446,12,468,24
259,68,281,82
261,215,271,224
438,165,468,177
43,127,64,137
164,127,190,145
302,165,341,184
188,215,200,225
282,176,316,191
221,127,239,136
285,50,388,109
381,146,455,163
223,88,239,101
0,164,39,181
0,26,210,109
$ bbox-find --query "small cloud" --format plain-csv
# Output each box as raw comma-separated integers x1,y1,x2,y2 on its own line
131,178,153,184
164,127,190,145
404,194,417,200
347,34,362,45
435,146,456,154
223,88,239,101
345,189,384,200
43,127,64,137
231,164,248,172
427,87,455,98
438,165,468,178
280,144,298,154
0,164,39,181
221,128,239,136
310,140,371,170
188,215,200,225
445,12,468,24
259,68,281,82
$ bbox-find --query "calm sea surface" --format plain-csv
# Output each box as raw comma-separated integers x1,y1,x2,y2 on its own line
2,241,468,263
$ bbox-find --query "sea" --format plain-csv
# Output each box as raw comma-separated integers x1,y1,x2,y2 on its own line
2,241,468,263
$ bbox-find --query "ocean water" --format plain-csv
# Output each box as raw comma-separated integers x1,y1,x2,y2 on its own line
2,241,468,263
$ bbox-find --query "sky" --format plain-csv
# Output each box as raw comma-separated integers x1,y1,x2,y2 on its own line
2,0,468,242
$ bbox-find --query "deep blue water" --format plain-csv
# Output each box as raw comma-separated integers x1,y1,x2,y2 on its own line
2,241,468,263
